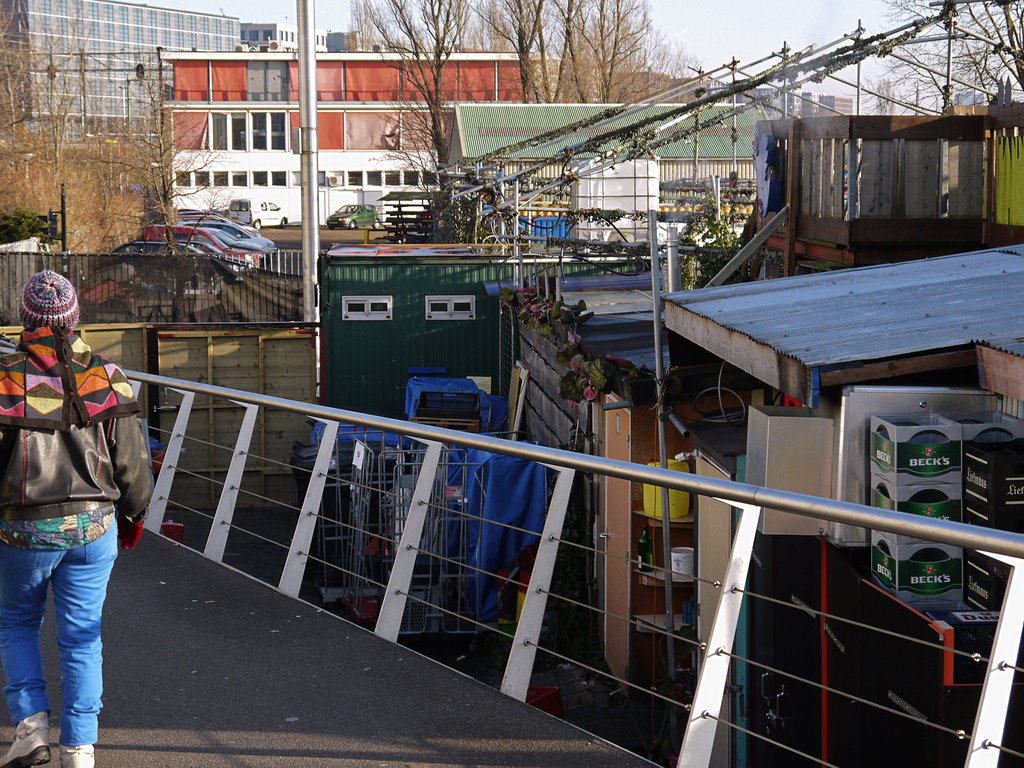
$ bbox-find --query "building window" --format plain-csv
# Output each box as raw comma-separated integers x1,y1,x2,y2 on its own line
88,2,97,19
187,15,195,31
161,28,169,46
174,13,183,29
118,5,126,22
423,171,437,186
199,34,207,49
343,296,392,321
175,171,191,186
212,113,227,150
119,24,128,41
194,171,210,186
161,11,169,27
252,171,268,186
385,170,401,186
263,30,272,41
213,171,229,187
188,32,196,48
271,171,286,186
231,172,247,186
104,21,113,38
134,25,144,43
103,4,112,21
270,113,286,150
405,170,420,187
175,30,183,47
147,9,155,25
133,7,142,24
318,171,326,187
231,113,246,150
366,171,382,186
347,171,362,187
201,16,208,33
251,113,266,149
212,18,220,34
425,295,476,320
224,20,233,36
148,28,156,44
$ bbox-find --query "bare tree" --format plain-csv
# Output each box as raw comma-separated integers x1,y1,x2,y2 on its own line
882,0,1024,110
479,0,545,101
354,0,472,164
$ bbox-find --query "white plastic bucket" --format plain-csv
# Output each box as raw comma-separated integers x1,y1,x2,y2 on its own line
671,546,694,580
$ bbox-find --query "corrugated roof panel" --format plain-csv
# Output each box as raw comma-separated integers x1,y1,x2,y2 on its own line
454,103,760,160
664,246,1024,368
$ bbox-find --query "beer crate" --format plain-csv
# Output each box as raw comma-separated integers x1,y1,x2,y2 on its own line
924,608,1001,685
963,442,1024,511
963,550,1010,612
937,411,1024,444
964,502,1024,533
870,476,962,522
870,529,963,608
870,415,962,486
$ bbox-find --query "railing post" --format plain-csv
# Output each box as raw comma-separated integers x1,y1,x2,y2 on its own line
143,389,195,534
678,501,760,768
279,420,340,597
965,553,1023,768
501,465,575,701
204,402,259,562
375,440,444,642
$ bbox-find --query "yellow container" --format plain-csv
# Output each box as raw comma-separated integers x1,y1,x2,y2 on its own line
643,460,692,520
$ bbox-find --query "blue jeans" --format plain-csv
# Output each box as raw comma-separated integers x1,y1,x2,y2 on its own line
0,521,117,747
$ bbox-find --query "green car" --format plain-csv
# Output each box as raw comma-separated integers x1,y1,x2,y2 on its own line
326,204,382,230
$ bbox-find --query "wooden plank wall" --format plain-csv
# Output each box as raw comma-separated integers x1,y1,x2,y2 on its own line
155,327,317,511
517,326,591,450
996,136,1024,225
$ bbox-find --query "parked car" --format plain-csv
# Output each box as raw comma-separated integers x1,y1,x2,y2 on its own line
112,240,210,255
177,216,276,251
144,225,261,270
227,198,288,229
327,204,382,230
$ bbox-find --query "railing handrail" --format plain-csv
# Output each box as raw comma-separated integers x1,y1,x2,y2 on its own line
128,368,1024,560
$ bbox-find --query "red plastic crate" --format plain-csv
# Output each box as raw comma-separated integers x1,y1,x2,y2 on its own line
160,521,184,543
526,686,564,716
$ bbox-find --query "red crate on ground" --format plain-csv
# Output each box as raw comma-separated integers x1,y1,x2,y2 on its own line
160,521,184,543
526,686,564,716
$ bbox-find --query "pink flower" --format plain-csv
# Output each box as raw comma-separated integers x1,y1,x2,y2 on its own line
570,354,584,371
583,385,599,401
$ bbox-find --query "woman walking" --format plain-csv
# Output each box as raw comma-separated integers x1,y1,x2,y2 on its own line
0,271,152,768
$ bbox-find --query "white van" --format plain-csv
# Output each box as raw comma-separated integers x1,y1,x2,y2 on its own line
228,199,288,230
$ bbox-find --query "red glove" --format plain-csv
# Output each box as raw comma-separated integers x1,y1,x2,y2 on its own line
117,514,144,550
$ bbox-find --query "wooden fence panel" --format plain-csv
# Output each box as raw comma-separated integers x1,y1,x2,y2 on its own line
947,140,986,218
901,139,942,218
858,140,896,218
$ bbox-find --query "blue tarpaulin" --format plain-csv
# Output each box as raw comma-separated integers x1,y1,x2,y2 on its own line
405,377,510,433
447,447,550,621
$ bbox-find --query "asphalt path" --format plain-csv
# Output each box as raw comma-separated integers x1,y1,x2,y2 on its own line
2,532,656,767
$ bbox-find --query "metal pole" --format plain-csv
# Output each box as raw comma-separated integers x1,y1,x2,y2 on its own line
648,212,679,749
297,0,320,324
856,20,862,115
667,225,680,293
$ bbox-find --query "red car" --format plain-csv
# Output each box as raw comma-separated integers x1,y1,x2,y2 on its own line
144,225,261,270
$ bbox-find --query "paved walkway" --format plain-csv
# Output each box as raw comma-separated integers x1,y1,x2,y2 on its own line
4,533,656,767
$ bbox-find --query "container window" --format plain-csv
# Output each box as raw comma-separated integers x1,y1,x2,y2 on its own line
343,295,392,321
425,295,475,320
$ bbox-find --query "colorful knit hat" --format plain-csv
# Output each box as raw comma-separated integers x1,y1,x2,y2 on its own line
19,270,79,330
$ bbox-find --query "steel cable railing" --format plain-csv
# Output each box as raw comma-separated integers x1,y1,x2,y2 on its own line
130,372,1024,768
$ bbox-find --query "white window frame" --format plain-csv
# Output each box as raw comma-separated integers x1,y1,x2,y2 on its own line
425,295,476,320
343,295,393,321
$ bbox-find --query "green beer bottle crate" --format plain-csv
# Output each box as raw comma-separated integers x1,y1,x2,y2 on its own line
870,476,962,522
870,414,962,486
870,529,963,608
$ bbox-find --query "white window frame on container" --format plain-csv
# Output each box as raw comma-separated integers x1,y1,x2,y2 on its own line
343,295,393,321
425,295,476,320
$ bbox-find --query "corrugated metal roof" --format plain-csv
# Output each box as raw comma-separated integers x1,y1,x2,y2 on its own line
665,245,1024,369
453,103,760,161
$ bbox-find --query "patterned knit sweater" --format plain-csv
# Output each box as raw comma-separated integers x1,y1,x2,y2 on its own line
0,327,140,430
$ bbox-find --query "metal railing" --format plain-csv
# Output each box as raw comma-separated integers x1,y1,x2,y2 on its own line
127,369,1024,768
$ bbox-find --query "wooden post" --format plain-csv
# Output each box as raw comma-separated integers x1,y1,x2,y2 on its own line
785,120,801,276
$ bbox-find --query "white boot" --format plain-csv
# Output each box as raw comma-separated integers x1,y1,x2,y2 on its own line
57,746,92,768
0,711,50,767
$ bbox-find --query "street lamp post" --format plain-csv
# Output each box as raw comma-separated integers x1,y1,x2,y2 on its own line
21,152,33,180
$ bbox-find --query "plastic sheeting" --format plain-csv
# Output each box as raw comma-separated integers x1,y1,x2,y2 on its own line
405,377,510,433
448,448,549,621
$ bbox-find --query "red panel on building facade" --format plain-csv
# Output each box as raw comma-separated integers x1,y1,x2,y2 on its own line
319,112,345,149
497,61,524,101
345,62,401,101
459,62,495,101
174,61,208,101
317,62,345,101
211,61,247,101
172,112,208,150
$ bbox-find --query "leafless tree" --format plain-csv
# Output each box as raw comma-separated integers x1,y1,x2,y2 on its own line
479,0,545,100
354,0,472,164
881,0,1024,110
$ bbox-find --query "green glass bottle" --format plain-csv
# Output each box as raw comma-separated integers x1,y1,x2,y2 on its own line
637,524,654,573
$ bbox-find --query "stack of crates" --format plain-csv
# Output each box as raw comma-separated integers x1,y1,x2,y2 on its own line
411,391,482,432
954,412,1024,611
868,414,964,608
